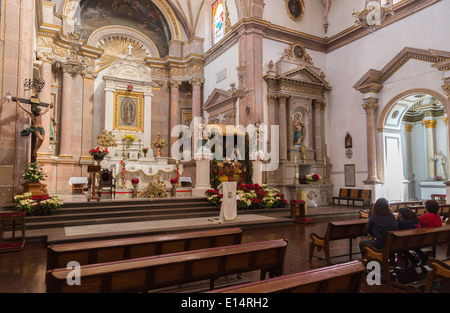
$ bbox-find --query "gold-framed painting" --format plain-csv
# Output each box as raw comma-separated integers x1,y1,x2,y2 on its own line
286,0,305,21
113,90,144,132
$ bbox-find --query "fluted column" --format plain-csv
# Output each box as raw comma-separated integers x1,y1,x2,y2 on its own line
278,95,288,161
362,98,381,184
422,119,437,179
169,80,181,153
59,69,74,160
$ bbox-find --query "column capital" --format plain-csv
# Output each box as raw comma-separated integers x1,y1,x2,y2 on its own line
313,99,326,111
169,79,181,89
422,119,437,128
189,78,205,86
362,98,378,114
405,124,414,132
62,61,84,77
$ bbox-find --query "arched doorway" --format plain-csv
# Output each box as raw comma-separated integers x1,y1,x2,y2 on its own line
381,90,448,201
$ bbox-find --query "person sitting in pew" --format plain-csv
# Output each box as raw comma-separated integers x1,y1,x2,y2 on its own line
419,200,442,228
359,198,398,253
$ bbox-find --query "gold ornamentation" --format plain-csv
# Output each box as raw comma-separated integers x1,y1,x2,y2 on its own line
97,36,149,72
422,119,437,128
362,100,378,114
405,124,414,132
113,90,144,132
443,117,448,126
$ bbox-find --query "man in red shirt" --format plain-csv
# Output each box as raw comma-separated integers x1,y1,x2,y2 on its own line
419,200,442,228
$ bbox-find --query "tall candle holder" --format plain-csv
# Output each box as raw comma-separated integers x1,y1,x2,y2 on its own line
293,155,298,185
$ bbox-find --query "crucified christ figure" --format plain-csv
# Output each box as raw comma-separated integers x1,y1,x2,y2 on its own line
16,98,53,157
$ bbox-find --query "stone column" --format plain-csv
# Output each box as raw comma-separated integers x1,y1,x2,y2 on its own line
169,80,181,153
422,119,437,179
278,96,288,161
362,98,381,184
190,78,204,120
404,124,417,200
80,74,95,163
58,69,74,160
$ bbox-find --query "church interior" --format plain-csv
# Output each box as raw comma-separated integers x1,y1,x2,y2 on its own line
0,0,449,296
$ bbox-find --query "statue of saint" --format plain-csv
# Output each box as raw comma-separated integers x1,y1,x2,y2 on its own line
16,98,53,157
293,113,304,146
432,151,448,179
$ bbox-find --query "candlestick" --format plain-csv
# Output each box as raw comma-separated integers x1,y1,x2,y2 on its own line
294,155,297,165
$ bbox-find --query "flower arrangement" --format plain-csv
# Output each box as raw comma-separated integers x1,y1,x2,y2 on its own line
139,182,168,198
122,134,135,142
13,193,63,216
151,132,168,149
306,173,321,183
205,184,287,210
23,162,46,183
89,147,109,159
434,175,445,181
97,129,118,148
142,147,149,156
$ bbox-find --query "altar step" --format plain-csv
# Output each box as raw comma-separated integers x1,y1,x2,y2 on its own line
1,197,221,231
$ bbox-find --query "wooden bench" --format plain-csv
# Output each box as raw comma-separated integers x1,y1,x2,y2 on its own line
332,189,372,209
425,258,450,293
46,239,288,293
389,201,423,213
405,204,450,222
207,260,366,293
47,227,243,270
309,219,368,265
361,225,450,286
431,194,446,205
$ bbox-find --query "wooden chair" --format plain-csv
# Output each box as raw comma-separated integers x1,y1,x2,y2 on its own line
309,219,368,265
0,212,26,252
98,169,116,199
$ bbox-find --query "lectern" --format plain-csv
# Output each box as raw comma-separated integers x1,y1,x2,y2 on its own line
87,165,101,202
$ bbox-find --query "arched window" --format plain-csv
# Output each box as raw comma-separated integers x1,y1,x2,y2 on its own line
212,0,225,45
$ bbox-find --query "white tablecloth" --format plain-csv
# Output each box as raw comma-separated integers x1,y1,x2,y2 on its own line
180,177,192,183
68,177,88,185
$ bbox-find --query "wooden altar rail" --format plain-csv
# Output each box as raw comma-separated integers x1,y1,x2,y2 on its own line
46,239,288,293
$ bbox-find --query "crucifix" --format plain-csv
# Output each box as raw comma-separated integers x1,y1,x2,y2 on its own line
9,95,53,162
127,44,133,55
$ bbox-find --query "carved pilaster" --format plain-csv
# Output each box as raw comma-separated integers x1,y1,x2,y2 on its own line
362,99,378,114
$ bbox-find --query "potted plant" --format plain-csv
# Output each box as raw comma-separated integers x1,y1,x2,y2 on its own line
22,162,47,195
13,193,63,216
306,173,321,184
89,146,109,163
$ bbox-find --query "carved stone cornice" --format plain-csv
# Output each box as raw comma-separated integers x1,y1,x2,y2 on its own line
62,61,84,77
169,79,181,89
189,78,205,86
362,99,378,114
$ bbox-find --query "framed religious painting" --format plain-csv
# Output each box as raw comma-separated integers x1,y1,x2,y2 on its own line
344,164,356,187
286,0,305,21
113,90,144,132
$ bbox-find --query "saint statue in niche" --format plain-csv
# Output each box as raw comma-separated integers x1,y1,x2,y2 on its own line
293,112,305,146
120,97,137,127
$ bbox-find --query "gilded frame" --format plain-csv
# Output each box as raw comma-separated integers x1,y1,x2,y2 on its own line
286,0,305,21
113,90,144,132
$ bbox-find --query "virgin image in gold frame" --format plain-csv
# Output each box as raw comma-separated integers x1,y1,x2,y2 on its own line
286,0,305,21
113,90,144,132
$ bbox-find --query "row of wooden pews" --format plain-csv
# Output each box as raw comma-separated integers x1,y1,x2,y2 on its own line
45,226,368,293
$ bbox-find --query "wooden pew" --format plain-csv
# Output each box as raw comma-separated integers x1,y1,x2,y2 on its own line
332,189,372,209
309,219,367,265
47,227,243,270
425,258,450,293
207,260,366,293
389,201,423,213
46,239,288,293
361,225,450,286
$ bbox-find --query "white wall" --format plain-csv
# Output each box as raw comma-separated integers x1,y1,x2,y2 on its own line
325,0,450,198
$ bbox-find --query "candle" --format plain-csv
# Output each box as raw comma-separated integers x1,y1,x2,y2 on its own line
324,157,327,166
294,156,297,165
